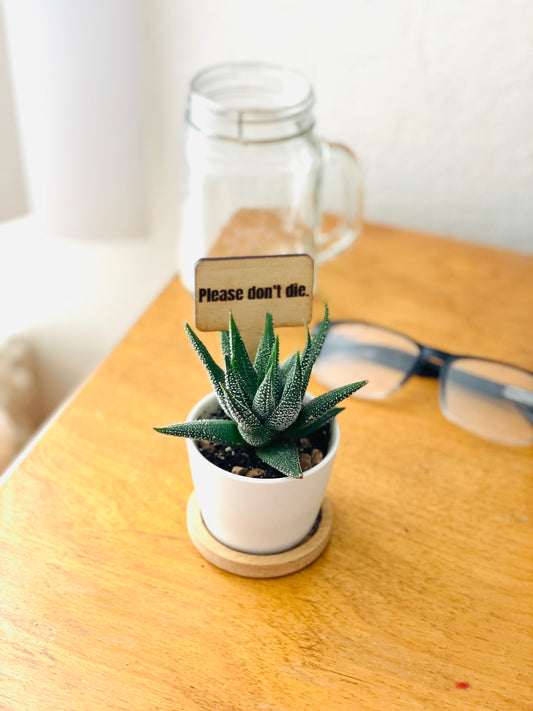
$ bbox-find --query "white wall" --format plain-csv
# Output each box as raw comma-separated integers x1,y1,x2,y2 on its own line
1,0,532,420
149,0,533,253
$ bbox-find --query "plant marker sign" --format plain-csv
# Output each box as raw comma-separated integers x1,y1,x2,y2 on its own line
195,254,314,357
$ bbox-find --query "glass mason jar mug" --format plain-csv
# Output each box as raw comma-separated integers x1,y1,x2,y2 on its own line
179,62,363,293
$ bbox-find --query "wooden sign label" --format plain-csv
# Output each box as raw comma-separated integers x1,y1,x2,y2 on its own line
194,254,314,355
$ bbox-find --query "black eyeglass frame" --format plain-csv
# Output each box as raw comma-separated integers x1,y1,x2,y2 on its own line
313,319,533,413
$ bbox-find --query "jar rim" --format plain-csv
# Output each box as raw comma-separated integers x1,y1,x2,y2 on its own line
186,61,315,141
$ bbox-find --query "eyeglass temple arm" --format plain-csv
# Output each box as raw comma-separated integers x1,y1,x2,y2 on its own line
502,385,533,424
445,368,533,418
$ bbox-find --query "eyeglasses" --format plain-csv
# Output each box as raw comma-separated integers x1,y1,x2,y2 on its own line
313,321,533,446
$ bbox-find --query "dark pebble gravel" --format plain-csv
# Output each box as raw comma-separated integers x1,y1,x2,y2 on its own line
195,407,331,479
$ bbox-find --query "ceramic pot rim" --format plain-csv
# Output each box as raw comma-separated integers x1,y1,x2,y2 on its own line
187,392,340,485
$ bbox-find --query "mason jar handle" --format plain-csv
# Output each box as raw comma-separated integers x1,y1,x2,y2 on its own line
316,140,363,265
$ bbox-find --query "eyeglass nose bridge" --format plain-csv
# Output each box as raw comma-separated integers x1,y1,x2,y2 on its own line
415,346,455,379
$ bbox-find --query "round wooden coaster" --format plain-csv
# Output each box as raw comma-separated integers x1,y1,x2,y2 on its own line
186,491,333,579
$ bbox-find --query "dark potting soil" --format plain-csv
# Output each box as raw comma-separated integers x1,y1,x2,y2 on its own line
195,407,332,479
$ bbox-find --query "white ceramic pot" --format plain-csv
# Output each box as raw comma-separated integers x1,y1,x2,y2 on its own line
185,393,339,555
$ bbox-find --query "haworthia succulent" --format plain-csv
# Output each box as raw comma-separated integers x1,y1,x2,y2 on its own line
155,306,368,478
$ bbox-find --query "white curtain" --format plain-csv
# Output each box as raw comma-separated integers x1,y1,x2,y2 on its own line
0,0,147,241
0,4,26,223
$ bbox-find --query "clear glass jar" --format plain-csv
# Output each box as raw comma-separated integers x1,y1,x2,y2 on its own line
179,62,363,292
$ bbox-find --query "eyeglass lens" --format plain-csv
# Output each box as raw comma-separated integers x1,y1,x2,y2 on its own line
442,358,533,446
313,323,421,398
314,322,533,446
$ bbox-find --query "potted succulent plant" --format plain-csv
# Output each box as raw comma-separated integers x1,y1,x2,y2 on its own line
155,305,367,555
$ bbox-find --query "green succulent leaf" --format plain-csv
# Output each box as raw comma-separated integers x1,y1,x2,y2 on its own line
228,313,257,396
253,312,275,381
267,352,302,431
252,357,278,421
298,380,368,424
257,441,302,478
220,330,230,360
213,386,233,420
154,419,245,446
300,304,329,392
279,351,298,386
285,406,344,440
220,382,263,434
185,324,232,416
185,324,225,386
237,423,275,447
224,355,252,406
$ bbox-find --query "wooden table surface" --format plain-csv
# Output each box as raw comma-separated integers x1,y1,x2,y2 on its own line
1,224,532,710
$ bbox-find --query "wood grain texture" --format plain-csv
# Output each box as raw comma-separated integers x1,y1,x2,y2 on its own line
1,223,532,710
